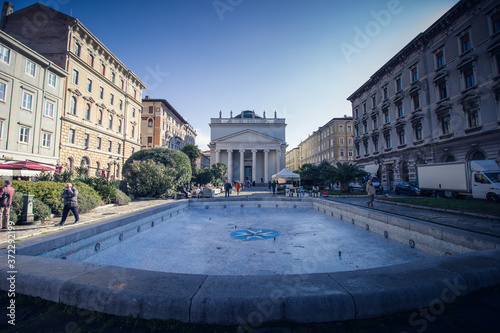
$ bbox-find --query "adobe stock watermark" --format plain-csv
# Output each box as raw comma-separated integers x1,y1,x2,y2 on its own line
213,0,244,21
141,64,170,91
401,276,468,333
340,0,405,64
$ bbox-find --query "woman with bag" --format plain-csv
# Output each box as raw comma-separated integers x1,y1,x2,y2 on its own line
0,180,15,229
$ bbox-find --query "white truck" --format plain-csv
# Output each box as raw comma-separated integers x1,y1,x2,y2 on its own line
416,160,500,202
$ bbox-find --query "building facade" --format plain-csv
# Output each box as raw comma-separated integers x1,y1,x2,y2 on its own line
141,97,196,150
347,0,500,190
209,110,287,183
285,147,300,172
0,30,67,174
287,117,354,168
1,3,146,179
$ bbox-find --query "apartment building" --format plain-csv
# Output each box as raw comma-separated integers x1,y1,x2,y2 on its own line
0,30,67,176
141,97,196,150
1,2,146,179
285,147,300,172
291,117,354,168
347,0,500,190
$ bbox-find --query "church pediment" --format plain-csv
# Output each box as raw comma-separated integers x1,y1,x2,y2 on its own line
214,129,283,144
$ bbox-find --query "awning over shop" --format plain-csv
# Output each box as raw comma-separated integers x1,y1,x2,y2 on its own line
0,161,56,177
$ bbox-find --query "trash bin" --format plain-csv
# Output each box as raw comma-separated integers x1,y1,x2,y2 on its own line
21,193,34,223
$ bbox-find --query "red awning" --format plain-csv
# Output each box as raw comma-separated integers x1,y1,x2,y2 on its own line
0,161,56,171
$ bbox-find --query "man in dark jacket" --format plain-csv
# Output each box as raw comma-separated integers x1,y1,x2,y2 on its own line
224,180,232,197
56,183,79,226
0,180,15,229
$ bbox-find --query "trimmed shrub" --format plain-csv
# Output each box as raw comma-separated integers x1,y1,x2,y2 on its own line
9,193,51,224
123,148,191,198
33,198,51,222
114,189,131,206
77,192,101,214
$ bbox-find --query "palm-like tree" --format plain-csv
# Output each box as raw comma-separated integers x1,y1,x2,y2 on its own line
324,162,367,193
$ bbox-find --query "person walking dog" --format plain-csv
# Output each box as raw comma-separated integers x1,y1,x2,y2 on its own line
56,183,79,226
0,180,15,229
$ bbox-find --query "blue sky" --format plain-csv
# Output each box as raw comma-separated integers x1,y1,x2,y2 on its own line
12,0,459,150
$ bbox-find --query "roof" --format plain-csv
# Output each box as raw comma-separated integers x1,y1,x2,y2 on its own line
234,110,262,119
142,98,188,124
272,168,300,179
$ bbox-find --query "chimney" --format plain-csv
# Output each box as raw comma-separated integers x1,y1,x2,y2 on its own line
1,2,14,29
145,95,150,99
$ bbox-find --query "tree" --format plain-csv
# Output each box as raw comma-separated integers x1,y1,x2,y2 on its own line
181,144,201,167
211,162,227,181
123,148,191,197
194,167,214,185
296,163,320,186
323,162,367,193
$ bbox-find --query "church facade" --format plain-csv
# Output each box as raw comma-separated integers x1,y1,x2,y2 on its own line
208,110,287,184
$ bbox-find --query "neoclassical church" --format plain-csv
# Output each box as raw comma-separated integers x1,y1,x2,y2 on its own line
208,110,287,184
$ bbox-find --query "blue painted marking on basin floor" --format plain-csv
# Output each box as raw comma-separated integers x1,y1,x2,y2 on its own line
231,229,280,240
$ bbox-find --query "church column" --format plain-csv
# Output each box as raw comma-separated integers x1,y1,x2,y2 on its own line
276,149,281,173
264,149,269,183
227,149,233,182
251,149,257,183
239,149,245,182
215,150,220,163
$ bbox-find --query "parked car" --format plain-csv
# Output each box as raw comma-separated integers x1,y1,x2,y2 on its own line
395,182,420,196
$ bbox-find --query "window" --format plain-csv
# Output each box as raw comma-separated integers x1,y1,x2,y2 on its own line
355,107,359,118
19,126,30,143
121,79,125,90
119,99,123,111
101,64,106,76
111,72,115,83
467,107,480,128
110,93,114,105
412,93,420,111
0,120,3,139
399,130,405,145
68,128,75,144
395,77,402,92
25,60,35,77
148,118,153,127
149,106,154,114
372,95,377,108
47,72,56,87
363,120,368,133
348,137,353,145
22,91,33,110
460,33,471,53
45,101,54,117
438,80,448,100
108,115,113,129
69,96,77,115
411,66,418,83
354,124,359,136
86,78,92,92
147,137,153,145
348,149,353,158
0,45,10,63
383,86,388,100
131,126,135,138
414,123,423,141
72,68,79,85
117,143,121,154
84,103,91,120
464,67,475,89
436,50,444,69
441,114,451,135
108,140,112,152
99,86,104,99
373,116,378,129
118,120,122,133
88,54,94,67
363,102,367,113
98,110,103,125
383,109,390,123
339,124,344,132
493,11,500,34
84,134,89,148
97,137,101,150
0,82,6,101
373,138,379,151
339,137,344,145
132,108,136,118
397,102,403,117
134,90,137,99
347,125,352,132
41,132,51,148
385,133,391,148
74,42,81,56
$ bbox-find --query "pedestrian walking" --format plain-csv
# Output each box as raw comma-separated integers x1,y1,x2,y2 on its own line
56,183,79,226
0,180,15,229
271,180,277,195
224,180,232,197
235,181,241,195
366,180,376,207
